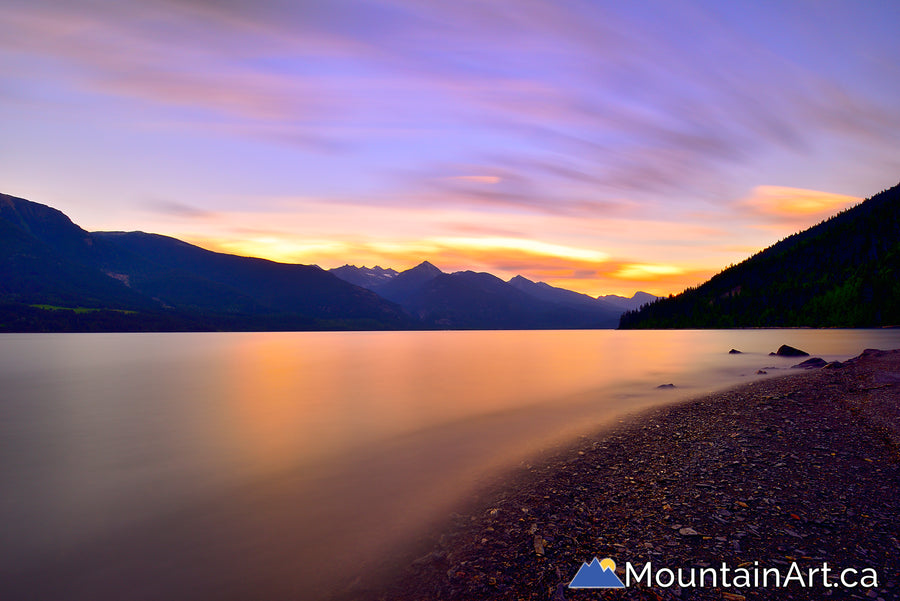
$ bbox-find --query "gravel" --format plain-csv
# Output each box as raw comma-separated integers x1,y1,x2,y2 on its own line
346,349,900,601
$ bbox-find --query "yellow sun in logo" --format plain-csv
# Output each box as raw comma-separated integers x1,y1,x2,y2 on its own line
600,558,616,571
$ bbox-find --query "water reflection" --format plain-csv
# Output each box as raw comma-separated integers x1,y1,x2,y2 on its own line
1,329,898,600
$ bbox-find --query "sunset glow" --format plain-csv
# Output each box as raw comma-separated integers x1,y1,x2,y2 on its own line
747,187,860,216
2,1,898,297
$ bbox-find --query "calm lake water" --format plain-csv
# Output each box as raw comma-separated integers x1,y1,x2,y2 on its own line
2,329,899,599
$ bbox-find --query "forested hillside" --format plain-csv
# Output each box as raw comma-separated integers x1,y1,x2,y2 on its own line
619,183,900,328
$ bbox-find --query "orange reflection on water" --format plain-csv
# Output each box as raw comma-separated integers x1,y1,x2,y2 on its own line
214,330,709,478
219,335,324,474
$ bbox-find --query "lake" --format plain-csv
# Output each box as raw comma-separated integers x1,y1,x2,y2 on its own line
2,329,899,600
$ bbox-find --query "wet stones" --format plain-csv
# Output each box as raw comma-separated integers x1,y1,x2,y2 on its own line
792,357,828,369
770,345,810,357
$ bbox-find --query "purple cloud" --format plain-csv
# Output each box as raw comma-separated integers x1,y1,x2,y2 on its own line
2,0,898,219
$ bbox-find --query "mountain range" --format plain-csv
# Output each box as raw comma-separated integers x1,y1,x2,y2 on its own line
620,181,900,328
0,192,654,332
6,177,896,332
326,262,652,329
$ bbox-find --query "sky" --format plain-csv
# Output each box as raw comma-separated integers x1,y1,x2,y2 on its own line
2,0,899,296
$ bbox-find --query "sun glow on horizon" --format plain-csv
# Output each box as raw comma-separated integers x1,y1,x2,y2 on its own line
120,181,877,301
430,236,610,263
182,229,709,298
615,264,685,279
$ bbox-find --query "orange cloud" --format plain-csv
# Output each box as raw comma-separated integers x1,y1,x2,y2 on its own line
430,236,609,262
740,185,859,223
446,175,502,184
613,263,684,280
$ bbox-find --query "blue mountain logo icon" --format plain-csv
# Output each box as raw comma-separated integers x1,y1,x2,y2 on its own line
568,557,626,589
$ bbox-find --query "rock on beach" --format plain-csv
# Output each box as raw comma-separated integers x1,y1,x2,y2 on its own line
791,357,828,369
770,344,810,357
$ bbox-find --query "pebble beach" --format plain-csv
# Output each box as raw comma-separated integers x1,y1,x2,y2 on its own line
352,348,900,601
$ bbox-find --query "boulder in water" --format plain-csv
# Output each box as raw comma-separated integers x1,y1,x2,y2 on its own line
769,345,809,357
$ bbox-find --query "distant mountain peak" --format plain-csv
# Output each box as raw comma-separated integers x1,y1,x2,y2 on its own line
508,275,557,291
412,260,442,274
335,263,394,273
508,274,655,308
329,264,399,289
368,260,443,304
631,291,656,302
598,291,659,312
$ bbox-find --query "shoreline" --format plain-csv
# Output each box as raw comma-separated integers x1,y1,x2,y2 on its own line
347,349,900,601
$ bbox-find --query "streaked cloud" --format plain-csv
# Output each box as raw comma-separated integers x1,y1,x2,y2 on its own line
742,186,860,216
614,264,685,280
738,186,860,232
441,222,527,238
144,199,218,219
446,175,502,185
1,0,898,297
430,237,609,263
212,237,352,263
7,0,898,190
